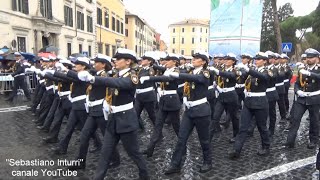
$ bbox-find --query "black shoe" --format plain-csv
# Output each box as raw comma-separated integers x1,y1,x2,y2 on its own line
279,118,287,123
52,147,67,155
68,161,85,170
108,161,120,169
307,142,317,149
285,123,292,131
228,150,240,160
42,137,58,143
23,98,31,102
257,148,270,156
89,146,101,153
37,126,49,132
229,137,235,143
139,175,150,180
282,142,295,149
142,147,154,158
199,163,212,173
164,166,181,175
5,98,13,102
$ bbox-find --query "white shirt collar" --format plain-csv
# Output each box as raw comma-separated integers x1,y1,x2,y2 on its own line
119,68,130,76
267,64,273,69
96,70,104,75
258,66,265,72
142,66,149,70
166,67,175,72
193,67,203,74
225,66,233,72
307,64,316,71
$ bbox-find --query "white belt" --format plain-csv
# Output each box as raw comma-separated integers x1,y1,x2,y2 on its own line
39,79,45,84
69,94,87,103
58,91,71,97
136,87,154,94
184,97,207,108
14,73,25,77
46,85,54,90
220,87,235,93
266,87,276,92
235,83,245,88
301,90,320,97
208,85,214,90
245,92,266,97
162,90,177,95
275,82,284,86
178,83,185,88
283,79,289,83
110,102,133,113
87,99,104,107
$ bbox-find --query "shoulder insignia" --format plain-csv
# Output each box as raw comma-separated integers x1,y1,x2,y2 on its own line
131,75,139,84
315,66,318,70
123,72,130,77
268,70,273,77
100,71,107,77
203,70,210,78
174,68,180,73
149,68,155,76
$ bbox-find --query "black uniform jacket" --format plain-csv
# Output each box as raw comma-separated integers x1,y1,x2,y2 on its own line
136,67,157,102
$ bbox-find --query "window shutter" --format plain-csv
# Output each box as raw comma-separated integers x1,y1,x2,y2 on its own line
70,8,73,27
81,13,84,30
64,6,67,25
40,0,44,17
12,0,17,11
22,0,29,14
47,0,53,20
77,11,80,29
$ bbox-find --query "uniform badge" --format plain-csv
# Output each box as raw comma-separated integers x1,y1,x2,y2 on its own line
255,80,258,86
203,70,210,78
306,78,308,81
316,66,318,70
149,68,155,76
226,78,229,82
114,89,119,96
191,83,195,89
268,70,273,77
131,75,139,84
166,82,169,85
312,79,315,83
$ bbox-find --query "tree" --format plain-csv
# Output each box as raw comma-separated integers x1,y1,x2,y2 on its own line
278,3,294,22
271,0,282,53
260,0,276,52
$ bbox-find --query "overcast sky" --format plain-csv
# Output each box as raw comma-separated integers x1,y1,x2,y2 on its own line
123,0,319,44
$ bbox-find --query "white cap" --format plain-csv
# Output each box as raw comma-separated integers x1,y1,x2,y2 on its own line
305,48,320,56
60,59,73,66
254,52,269,60
75,57,90,67
241,53,253,59
280,53,289,59
14,52,21,56
166,53,180,60
96,53,112,63
113,48,137,62
141,51,158,61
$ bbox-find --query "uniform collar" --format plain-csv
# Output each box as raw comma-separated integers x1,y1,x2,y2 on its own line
257,66,265,72
307,64,317,71
193,67,203,74
119,68,130,76
96,70,104,75
166,67,175,72
225,66,233,72
267,64,273,69
142,66,150,70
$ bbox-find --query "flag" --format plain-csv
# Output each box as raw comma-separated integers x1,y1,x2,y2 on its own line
211,0,220,10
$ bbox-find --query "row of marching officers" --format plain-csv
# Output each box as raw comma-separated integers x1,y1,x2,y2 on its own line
24,47,320,179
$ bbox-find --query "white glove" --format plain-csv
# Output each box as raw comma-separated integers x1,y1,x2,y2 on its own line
34,68,42,75
208,66,219,75
216,85,222,93
78,71,91,82
39,70,46,77
44,69,55,75
296,90,305,97
55,62,68,72
140,76,150,84
300,69,311,76
169,72,179,78
6,74,13,79
237,64,249,72
163,71,170,77
297,64,305,70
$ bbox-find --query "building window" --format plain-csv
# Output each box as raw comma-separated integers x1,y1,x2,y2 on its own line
17,36,26,52
98,43,102,53
182,28,184,33
205,38,207,42
135,45,137,53
181,50,184,55
88,45,92,57
112,45,116,56
79,44,82,53
125,44,127,49
181,37,184,44
112,17,116,31
64,6,73,27
200,38,202,42
125,17,128,24
97,8,102,25
116,19,120,33
192,27,195,32
172,49,175,53
87,15,93,32
121,22,124,34
173,28,175,33
192,37,195,44
40,0,52,19
206,28,208,33
105,44,110,56
191,50,195,55
104,11,109,28
200,28,202,32
172,38,175,44
12,0,29,14
67,43,72,57
86,0,92,3
77,11,84,30
125,29,128,37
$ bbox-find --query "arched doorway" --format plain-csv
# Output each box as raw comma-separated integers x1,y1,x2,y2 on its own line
42,36,49,47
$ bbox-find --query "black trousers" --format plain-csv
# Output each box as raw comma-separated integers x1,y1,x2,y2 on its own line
77,115,120,164
147,109,180,149
286,103,320,144
134,100,156,127
7,76,31,100
42,96,60,129
210,100,239,138
277,93,287,119
284,84,290,112
236,89,245,110
58,109,101,151
47,101,71,139
171,113,211,167
94,130,148,180
31,85,45,113
208,98,216,122
234,105,270,153
37,93,55,125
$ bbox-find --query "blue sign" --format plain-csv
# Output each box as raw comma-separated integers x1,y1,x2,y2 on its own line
82,51,89,57
282,43,292,53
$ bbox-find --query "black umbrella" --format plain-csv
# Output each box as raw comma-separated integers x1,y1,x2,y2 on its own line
69,53,85,62
3,53,16,61
39,45,59,53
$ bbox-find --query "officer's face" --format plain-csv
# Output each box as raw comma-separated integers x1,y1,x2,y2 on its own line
141,59,151,66
192,57,205,68
274,58,279,65
306,57,318,65
114,58,131,70
255,59,265,67
268,58,275,64
160,60,167,65
94,61,106,71
165,59,176,68
225,59,234,67
74,64,85,72
180,59,186,65
242,58,249,64
15,55,21,61
280,58,287,64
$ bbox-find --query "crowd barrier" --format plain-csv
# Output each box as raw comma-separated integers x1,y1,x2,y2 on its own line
0,73,38,93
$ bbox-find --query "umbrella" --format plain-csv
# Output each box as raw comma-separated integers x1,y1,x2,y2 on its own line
39,45,59,53
69,53,85,62
0,50,4,55
38,52,56,59
21,52,36,62
3,53,16,61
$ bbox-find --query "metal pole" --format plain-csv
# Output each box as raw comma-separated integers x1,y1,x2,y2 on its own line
240,0,244,54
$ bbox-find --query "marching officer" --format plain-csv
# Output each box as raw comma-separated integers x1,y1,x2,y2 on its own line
236,53,252,110
274,53,287,122
229,52,271,159
77,48,150,180
284,48,320,149
164,50,212,174
6,52,31,102
140,53,181,157
280,54,293,113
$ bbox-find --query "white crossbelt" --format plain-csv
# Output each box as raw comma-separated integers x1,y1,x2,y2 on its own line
245,92,266,97
69,94,87,103
266,87,276,92
184,97,207,108
178,83,185,88
220,87,235,93
136,87,154,94
235,83,245,88
14,73,25,77
162,90,177,95
110,102,133,113
300,90,320,97
39,79,45,84
87,99,104,107
46,85,54,90
58,91,71,97
283,79,289,83
208,85,214,90
275,82,284,86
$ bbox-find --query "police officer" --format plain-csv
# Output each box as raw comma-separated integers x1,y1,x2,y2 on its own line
229,52,271,159
209,53,239,142
274,53,287,122
140,53,181,157
236,53,252,110
6,52,31,102
284,48,320,149
164,50,212,174
77,48,150,180
280,54,293,113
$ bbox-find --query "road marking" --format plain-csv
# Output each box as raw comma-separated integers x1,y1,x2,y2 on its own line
0,105,28,112
234,156,316,180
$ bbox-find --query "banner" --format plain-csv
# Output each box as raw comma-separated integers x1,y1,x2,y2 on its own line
209,0,263,56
